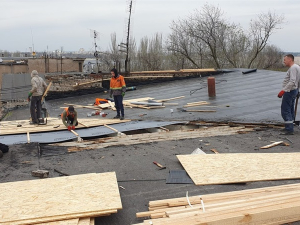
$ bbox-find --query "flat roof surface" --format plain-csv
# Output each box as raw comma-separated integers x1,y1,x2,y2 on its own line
3,68,288,124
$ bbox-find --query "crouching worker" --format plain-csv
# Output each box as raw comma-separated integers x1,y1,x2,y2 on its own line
61,106,78,130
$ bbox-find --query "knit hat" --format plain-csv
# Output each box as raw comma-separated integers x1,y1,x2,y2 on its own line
68,106,75,112
31,70,38,76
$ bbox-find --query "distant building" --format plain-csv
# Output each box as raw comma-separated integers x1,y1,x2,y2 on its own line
0,57,85,77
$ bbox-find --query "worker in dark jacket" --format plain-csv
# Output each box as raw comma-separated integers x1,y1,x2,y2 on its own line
61,106,78,130
109,68,126,120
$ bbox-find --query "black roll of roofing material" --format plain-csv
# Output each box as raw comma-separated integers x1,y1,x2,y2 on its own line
242,68,257,74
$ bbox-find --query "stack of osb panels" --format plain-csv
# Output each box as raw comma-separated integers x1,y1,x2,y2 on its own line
0,172,122,225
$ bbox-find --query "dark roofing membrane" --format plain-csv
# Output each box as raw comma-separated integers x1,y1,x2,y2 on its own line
0,120,185,145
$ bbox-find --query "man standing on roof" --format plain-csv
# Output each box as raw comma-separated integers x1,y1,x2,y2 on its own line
61,106,78,130
278,54,300,135
28,70,47,125
109,68,126,120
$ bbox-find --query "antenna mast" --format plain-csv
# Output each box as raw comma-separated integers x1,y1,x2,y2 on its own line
91,29,100,73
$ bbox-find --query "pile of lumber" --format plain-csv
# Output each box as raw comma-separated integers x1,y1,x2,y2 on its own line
51,125,254,152
134,183,300,224
129,68,216,75
0,172,122,225
97,96,185,110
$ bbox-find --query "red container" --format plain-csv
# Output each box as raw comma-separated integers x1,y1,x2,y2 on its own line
207,77,216,97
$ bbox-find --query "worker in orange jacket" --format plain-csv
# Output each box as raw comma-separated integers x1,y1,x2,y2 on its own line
109,68,126,120
61,106,78,130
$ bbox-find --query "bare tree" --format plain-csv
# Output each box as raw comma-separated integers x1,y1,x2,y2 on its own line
247,11,284,68
168,20,203,68
137,33,165,71
109,33,122,69
254,44,283,69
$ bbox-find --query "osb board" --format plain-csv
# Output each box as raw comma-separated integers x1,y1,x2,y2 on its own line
37,218,79,225
0,173,122,225
0,117,129,135
177,153,300,185
37,218,91,225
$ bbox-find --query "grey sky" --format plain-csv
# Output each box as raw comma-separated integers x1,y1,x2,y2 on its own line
1,0,299,53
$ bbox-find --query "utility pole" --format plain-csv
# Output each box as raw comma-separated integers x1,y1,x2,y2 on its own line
125,0,133,74
92,30,100,73
60,46,63,74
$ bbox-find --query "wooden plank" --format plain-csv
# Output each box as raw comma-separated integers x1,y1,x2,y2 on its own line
149,182,300,208
260,141,284,149
0,173,122,224
89,218,94,225
42,81,53,102
186,101,208,105
77,218,90,225
107,100,116,111
0,118,130,135
27,132,30,143
37,218,79,225
63,103,101,110
73,80,102,87
155,96,185,102
177,153,300,185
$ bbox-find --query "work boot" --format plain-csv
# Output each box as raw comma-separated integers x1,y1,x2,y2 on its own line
280,131,294,135
120,116,124,120
113,115,120,119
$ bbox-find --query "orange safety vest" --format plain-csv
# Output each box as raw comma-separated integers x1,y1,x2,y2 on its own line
61,107,75,119
94,98,108,106
110,75,126,90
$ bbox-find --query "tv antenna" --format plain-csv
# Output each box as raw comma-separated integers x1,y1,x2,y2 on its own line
90,29,100,73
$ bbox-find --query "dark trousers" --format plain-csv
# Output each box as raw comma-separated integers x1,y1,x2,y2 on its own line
30,96,42,123
66,117,78,126
281,89,298,132
114,95,124,117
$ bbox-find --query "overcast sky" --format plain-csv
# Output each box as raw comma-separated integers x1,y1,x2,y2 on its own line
1,0,299,53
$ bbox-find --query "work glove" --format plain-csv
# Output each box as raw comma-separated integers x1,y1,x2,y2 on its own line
72,125,75,130
278,90,285,98
68,126,72,131
28,92,32,102
122,92,125,97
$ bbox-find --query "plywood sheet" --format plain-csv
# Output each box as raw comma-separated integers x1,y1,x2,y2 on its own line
37,218,79,225
177,153,300,185
0,117,129,135
0,173,122,224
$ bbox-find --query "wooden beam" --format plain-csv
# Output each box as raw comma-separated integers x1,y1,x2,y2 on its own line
260,141,284,149
42,81,53,102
